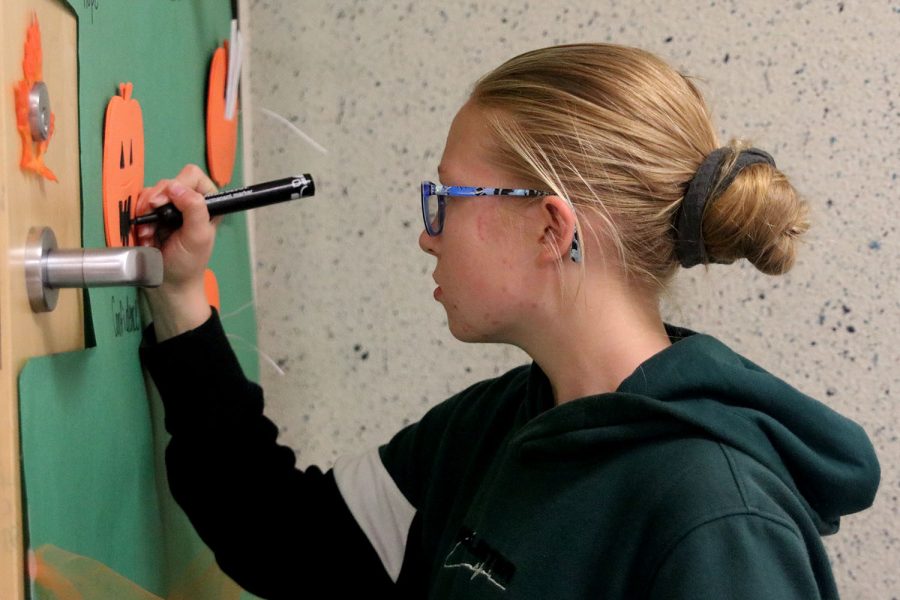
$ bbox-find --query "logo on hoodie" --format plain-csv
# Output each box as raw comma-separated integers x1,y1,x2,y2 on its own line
442,527,515,592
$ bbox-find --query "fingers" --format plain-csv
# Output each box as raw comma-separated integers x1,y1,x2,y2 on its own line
164,180,209,223
135,165,219,295
167,166,218,244
136,223,156,247
137,164,219,250
175,164,218,196
135,179,171,247
137,179,168,214
139,165,216,215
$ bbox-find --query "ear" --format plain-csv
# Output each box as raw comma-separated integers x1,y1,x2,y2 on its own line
536,195,578,263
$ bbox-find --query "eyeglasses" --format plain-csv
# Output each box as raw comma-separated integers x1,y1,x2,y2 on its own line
420,181,551,236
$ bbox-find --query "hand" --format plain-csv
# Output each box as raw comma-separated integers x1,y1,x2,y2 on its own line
136,164,220,340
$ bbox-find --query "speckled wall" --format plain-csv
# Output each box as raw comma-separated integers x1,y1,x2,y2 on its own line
244,1,898,596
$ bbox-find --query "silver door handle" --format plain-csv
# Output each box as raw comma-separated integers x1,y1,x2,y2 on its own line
25,226,163,313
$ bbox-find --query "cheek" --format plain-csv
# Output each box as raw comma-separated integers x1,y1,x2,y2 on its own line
475,205,491,242
442,204,529,299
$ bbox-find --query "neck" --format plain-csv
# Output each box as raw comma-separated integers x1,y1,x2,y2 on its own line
516,277,671,405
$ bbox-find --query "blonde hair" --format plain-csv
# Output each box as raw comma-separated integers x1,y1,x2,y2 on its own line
471,43,809,289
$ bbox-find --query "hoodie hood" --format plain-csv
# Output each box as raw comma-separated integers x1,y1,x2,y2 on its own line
516,327,880,535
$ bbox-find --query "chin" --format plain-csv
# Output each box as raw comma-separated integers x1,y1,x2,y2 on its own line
446,317,505,345
447,321,477,343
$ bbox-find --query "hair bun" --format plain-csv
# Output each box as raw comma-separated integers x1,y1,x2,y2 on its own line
702,143,809,275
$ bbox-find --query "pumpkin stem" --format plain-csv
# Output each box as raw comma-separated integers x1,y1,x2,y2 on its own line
119,82,133,101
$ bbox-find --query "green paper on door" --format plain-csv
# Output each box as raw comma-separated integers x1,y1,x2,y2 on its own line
17,1,259,598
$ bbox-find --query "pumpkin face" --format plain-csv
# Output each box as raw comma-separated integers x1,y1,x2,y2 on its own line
102,82,144,247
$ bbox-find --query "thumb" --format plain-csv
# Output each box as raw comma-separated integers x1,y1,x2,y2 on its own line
166,181,210,225
163,181,215,254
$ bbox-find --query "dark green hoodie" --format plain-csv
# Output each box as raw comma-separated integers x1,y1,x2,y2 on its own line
378,326,880,598
146,315,880,599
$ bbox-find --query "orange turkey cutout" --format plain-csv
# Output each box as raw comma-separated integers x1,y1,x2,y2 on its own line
14,12,57,182
102,82,144,247
206,43,238,188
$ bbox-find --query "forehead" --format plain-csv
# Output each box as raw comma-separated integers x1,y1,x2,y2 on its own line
438,101,502,183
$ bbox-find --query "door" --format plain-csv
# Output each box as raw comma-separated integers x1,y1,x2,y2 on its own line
0,2,83,598
2,1,261,598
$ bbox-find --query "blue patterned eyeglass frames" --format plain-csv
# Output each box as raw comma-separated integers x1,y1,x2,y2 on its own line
419,181,581,262
420,181,551,236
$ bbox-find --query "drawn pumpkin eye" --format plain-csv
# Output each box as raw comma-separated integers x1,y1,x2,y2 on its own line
119,142,125,169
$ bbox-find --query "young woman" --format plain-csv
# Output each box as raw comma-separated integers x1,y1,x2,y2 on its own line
137,44,879,599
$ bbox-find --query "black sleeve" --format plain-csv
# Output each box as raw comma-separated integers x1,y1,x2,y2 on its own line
140,309,394,599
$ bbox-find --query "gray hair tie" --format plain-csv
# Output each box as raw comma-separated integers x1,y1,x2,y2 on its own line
674,147,776,268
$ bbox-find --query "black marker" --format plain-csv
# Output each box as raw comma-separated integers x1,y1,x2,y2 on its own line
132,174,316,229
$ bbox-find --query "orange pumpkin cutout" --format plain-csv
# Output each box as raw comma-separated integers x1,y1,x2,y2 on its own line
203,268,221,313
102,82,144,247
206,43,238,188
14,12,57,182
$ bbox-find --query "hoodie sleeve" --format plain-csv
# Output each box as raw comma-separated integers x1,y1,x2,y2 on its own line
140,309,394,598
646,512,828,600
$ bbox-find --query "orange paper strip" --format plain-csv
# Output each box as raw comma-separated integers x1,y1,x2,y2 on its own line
206,44,238,188
30,544,242,600
204,268,221,312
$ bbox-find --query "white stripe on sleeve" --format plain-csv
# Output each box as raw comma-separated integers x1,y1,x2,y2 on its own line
333,448,417,582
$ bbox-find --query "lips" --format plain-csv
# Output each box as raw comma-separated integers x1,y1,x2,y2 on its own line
432,274,442,300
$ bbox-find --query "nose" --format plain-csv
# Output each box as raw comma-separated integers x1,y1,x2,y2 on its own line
418,227,438,256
